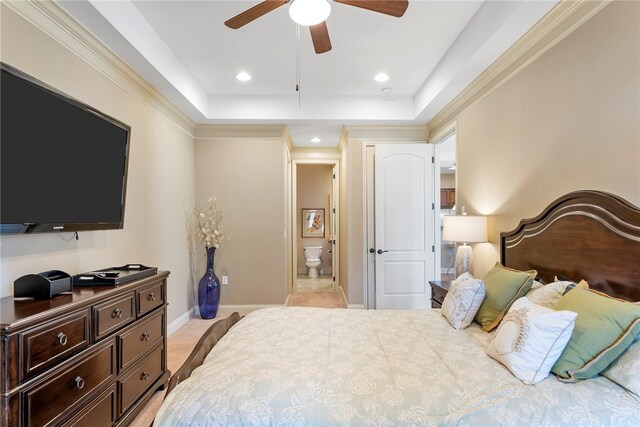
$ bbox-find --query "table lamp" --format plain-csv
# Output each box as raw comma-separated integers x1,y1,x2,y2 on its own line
443,215,487,277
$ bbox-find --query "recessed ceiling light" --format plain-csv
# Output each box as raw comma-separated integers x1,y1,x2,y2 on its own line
310,137,322,143
374,73,389,82
381,87,392,95
236,71,252,82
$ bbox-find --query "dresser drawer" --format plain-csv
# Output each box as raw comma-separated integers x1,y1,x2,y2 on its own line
62,384,116,427
24,340,115,427
118,345,163,415
118,311,164,372
136,281,164,316
21,310,89,380
93,293,135,340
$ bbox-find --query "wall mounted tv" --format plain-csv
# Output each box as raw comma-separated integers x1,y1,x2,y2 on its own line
1,62,131,234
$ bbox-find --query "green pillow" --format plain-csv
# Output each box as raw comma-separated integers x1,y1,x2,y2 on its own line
474,263,536,332
551,287,640,382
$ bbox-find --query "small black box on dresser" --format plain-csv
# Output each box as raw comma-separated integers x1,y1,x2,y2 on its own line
14,270,73,299
429,280,452,308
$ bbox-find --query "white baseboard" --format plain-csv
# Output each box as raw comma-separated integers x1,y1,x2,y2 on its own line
167,306,198,336
338,285,349,307
348,304,366,309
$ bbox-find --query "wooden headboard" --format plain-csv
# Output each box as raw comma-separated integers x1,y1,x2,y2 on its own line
501,190,640,301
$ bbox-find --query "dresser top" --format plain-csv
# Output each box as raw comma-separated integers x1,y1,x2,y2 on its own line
1,271,169,331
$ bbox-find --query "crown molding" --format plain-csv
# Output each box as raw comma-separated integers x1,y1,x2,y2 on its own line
281,126,294,152
195,125,288,140
427,0,611,136
3,0,196,137
290,148,342,160
343,125,428,142
338,126,349,152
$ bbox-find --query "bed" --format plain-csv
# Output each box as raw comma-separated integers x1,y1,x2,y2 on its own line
155,190,640,426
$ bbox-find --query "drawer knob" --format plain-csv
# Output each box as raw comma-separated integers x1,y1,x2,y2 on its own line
147,292,156,302
111,308,123,319
140,332,150,342
57,332,68,346
140,371,149,381
75,376,85,389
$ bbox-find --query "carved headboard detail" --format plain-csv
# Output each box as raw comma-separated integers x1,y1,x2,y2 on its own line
501,190,640,301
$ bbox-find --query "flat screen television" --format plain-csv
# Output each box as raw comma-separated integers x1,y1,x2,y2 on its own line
1,62,131,234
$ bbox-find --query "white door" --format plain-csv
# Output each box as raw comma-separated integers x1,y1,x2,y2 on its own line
374,144,435,309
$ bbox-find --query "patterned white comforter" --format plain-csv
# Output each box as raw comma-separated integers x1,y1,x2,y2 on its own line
155,307,640,426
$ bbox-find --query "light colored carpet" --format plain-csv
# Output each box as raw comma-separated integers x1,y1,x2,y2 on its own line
285,291,347,308
297,275,334,292
128,319,218,427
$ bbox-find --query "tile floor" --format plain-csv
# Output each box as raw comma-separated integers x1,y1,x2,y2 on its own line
296,274,334,292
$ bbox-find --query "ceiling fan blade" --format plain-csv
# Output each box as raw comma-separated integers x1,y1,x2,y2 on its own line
309,22,332,54
334,0,408,17
225,0,288,29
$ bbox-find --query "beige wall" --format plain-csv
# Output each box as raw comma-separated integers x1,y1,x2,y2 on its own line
346,140,365,304
440,174,455,188
194,138,287,305
296,165,333,275
0,4,196,324
456,1,640,279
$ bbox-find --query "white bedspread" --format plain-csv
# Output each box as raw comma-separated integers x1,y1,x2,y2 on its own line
155,307,640,426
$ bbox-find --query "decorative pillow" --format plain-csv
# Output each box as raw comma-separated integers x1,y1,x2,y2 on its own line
530,280,545,291
551,287,640,382
441,272,486,329
474,263,537,332
526,280,588,309
487,297,577,385
602,334,640,396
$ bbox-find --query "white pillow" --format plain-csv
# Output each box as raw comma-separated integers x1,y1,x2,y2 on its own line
526,280,576,308
530,280,545,291
487,297,577,385
441,272,485,329
602,334,640,397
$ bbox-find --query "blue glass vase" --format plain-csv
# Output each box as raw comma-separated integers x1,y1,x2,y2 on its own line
198,247,220,319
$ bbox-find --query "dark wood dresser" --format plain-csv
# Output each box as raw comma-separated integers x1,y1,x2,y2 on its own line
0,271,170,427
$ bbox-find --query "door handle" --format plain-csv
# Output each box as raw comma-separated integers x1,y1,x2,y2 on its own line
377,249,389,254
369,248,375,254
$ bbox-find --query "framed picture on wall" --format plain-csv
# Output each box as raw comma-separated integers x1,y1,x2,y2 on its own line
302,208,325,238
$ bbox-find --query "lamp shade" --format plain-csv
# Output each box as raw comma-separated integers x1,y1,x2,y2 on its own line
443,215,487,243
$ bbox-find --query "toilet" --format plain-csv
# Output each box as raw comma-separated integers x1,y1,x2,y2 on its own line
304,246,323,279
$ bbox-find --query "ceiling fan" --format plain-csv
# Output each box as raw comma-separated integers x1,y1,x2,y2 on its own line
224,0,409,54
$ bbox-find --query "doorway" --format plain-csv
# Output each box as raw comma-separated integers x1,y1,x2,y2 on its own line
433,129,457,281
291,160,339,294
364,143,436,309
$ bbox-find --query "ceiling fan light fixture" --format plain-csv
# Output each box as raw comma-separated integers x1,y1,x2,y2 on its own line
289,0,331,26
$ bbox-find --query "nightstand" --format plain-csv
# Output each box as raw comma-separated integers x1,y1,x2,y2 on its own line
429,280,452,308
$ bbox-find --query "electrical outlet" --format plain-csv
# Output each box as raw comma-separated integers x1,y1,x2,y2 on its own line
222,275,229,285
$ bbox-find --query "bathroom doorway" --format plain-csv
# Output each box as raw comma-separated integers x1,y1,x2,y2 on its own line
291,160,339,294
